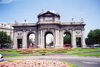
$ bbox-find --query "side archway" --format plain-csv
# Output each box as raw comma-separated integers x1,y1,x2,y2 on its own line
63,30,72,47
27,31,36,48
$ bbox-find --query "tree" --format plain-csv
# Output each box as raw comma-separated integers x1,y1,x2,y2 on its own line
93,29,100,44
0,31,12,48
87,30,95,45
49,41,53,46
63,34,71,44
7,35,13,44
85,37,93,45
29,39,32,45
86,29,100,45
63,33,80,45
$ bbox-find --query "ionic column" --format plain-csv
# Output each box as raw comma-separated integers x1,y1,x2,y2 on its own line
81,29,86,47
13,31,17,49
40,29,43,48
38,30,41,48
71,29,76,48
55,29,60,48
35,32,38,48
60,30,63,48
22,30,27,49
42,30,44,48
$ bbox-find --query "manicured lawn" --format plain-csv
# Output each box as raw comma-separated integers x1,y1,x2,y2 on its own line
74,52,100,57
66,47,100,53
0,49,20,54
3,56,28,58
0,47,100,55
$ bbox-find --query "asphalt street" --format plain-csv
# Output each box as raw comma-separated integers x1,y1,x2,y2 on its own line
4,56,100,67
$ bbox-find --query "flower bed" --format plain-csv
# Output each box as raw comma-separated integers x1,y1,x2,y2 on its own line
0,60,70,67
82,47,97,49
0,49,12,51
52,48,67,53
16,48,74,54
19,49,36,54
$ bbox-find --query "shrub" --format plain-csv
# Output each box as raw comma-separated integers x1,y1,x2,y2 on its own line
20,51,28,54
17,49,22,52
39,51,46,53
0,49,12,51
52,48,67,53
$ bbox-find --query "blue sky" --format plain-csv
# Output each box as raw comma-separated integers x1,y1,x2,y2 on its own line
0,0,100,39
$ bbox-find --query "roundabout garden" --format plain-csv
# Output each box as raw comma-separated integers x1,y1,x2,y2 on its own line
0,47,100,55
0,60,81,67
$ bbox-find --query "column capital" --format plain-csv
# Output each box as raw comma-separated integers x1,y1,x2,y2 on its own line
32,31,36,34
29,29,32,31
38,28,43,31
47,28,50,31
35,30,38,32
55,28,59,30
14,30,17,32
66,29,69,32
72,28,75,31
23,30,26,32
81,28,85,31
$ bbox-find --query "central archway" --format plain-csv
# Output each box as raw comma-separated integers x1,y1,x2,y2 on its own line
44,31,54,48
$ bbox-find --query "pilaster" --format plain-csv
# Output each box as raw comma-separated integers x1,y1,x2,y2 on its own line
38,30,41,48
22,30,27,49
59,29,63,48
40,29,44,48
81,29,86,47
71,29,76,48
13,31,17,49
55,29,60,48
42,30,45,48
35,32,38,48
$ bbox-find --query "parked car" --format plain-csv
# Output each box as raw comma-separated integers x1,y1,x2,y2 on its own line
88,45,94,47
0,54,4,61
93,44,100,47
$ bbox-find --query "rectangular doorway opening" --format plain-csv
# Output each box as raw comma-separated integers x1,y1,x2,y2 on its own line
17,39,22,48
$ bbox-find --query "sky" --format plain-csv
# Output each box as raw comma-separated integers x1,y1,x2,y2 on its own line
0,0,100,43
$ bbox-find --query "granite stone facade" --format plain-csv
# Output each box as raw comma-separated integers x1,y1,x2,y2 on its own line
13,11,86,49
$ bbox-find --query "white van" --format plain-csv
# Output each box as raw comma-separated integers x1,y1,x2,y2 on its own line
0,54,4,61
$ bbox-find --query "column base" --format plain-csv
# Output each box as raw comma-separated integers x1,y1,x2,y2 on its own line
13,45,17,49
82,44,86,47
38,45,40,48
38,45,44,48
72,45,76,48
13,47,17,49
22,45,27,49
55,45,63,48
34,45,38,48
22,48,27,49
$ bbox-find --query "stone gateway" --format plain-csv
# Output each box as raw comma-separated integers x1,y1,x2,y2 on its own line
13,11,86,49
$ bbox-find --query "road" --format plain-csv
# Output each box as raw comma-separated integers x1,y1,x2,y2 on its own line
4,56,100,67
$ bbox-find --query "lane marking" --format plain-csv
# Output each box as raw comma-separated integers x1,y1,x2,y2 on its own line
82,61,98,64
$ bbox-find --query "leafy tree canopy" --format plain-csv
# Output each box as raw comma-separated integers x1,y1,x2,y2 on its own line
29,39,33,45
0,31,12,45
86,29,100,45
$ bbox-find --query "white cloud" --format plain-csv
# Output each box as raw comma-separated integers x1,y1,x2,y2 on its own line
0,0,13,3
